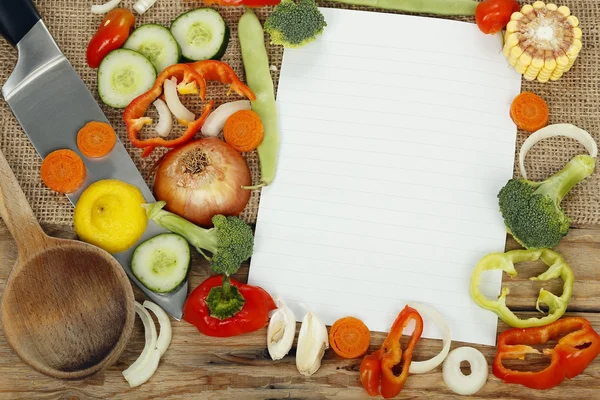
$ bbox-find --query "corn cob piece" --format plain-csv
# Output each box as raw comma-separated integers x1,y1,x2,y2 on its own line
502,2,583,83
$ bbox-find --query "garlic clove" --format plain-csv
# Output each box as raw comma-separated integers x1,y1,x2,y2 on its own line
296,311,329,376
267,298,296,360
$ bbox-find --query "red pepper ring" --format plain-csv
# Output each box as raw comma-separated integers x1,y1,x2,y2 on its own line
360,305,424,399
190,60,257,101
123,63,211,157
493,317,600,390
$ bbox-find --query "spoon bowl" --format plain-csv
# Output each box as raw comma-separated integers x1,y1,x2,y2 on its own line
0,150,135,380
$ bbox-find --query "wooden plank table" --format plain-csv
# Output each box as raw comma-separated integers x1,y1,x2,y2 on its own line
1,223,599,399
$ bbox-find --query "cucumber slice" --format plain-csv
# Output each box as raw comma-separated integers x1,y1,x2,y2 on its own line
131,233,191,294
124,24,181,73
170,8,229,61
97,49,157,109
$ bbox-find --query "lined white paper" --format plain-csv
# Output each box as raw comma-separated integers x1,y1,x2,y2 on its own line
248,8,522,346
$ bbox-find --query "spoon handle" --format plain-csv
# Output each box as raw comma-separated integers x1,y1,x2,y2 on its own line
0,149,47,258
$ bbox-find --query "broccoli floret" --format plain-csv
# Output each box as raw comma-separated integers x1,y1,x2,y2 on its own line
144,202,254,276
264,0,327,48
498,154,595,249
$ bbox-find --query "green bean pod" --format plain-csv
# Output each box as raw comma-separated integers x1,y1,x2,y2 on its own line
326,0,477,15
238,8,279,187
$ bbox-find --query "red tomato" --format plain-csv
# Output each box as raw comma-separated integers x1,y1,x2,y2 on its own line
86,8,135,68
475,0,520,35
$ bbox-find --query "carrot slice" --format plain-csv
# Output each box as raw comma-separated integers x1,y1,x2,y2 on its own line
40,149,86,194
510,92,549,133
223,110,265,153
329,316,371,359
77,121,117,158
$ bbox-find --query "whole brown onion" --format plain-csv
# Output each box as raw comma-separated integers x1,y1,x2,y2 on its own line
154,138,251,227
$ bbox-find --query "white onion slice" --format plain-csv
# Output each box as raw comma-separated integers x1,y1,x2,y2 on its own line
143,300,172,357
123,302,157,377
134,0,158,14
201,100,251,137
91,0,122,14
407,302,451,374
442,347,488,396
520,123,598,179
164,77,195,123
125,350,160,388
153,99,173,138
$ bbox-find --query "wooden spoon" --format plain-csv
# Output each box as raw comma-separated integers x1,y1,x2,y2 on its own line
0,150,135,380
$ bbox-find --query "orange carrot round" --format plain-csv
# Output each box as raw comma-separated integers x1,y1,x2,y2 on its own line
40,149,86,194
329,316,371,359
510,92,549,133
223,110,264,153
77,121,117,158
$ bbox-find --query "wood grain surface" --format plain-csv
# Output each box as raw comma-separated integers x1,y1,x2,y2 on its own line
1,223,599,399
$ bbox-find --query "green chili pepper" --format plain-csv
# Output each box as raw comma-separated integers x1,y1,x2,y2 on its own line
470,249,574,328
326,0,478,15
238,8,279,188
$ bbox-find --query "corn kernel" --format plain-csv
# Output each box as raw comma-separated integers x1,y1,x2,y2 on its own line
557,6,570,17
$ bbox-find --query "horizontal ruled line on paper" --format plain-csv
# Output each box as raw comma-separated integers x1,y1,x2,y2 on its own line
256,208,502,240
251,250,498,284
281,74,509,105
266,179,499,210
275,164,503,195
283,62,515,93
264,194,498,226
279,141,510,171
315,38,507,65
280,128,513,157
278,114,515,145
278,87,507,117
278,99,511,132
291,49,516,79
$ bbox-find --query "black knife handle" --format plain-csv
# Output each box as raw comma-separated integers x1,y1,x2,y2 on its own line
0,0,41,47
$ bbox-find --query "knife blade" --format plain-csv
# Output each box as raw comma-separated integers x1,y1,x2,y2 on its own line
0,0,187,319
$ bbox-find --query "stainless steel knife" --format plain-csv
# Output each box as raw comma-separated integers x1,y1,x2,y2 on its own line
0,0,187,319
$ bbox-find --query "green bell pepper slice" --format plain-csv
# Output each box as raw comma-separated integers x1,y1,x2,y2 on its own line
470,249,574,328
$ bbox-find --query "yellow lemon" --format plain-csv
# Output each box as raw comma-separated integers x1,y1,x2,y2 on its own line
74,179,148,254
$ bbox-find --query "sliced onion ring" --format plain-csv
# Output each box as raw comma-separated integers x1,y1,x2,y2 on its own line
407,302,451,374
91,0,122,14
123,302,157,378
201,100,252,137
442,347,488,396
143,300,172,357
153,99,173,138
123,302,162,387
164,77,195,123
520,124,598,179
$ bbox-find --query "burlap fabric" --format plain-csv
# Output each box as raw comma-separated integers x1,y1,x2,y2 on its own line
1,0,599,227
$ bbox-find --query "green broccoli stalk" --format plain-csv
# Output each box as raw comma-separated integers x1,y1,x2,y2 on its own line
498,154,596,250
264,0,327,48
144,201,254,317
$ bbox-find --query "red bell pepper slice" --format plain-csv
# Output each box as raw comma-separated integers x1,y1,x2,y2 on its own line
183,275,277,337
190,60,257,101
494,317,600,389
123,63,213,157
360,305,423,398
